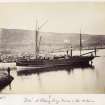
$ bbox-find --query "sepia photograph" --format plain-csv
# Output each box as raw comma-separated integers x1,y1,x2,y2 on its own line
0,1,105,94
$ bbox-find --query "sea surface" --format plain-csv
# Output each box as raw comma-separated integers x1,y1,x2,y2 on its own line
0,49,105,94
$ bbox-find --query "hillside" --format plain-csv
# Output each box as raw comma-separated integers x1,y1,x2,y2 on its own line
0,28,105,55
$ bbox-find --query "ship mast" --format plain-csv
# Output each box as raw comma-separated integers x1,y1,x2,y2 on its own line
35,19,48,59
80,29,82,56
35,19,39,59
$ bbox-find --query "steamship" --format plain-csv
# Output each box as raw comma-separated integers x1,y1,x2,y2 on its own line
16,22,95,71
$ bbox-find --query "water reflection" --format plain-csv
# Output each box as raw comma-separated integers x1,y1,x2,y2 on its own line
16,64,95,93
1,50,105,93
17,64,94,76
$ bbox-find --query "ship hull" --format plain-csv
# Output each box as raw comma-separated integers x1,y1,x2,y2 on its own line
16,56,94,71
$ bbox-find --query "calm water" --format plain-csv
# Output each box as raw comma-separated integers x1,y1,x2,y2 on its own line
1,50,105,94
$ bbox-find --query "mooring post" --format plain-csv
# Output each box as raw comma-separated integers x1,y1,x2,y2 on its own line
71,46,72,57
7,67,10,76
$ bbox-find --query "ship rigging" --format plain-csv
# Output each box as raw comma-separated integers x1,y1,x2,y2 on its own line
16,20,95,71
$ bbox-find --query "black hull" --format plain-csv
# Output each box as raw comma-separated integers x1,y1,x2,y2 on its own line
16,56,94,69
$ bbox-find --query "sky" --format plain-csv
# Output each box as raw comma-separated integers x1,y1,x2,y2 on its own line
0,2,105,35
